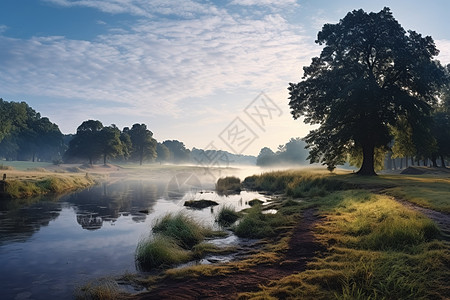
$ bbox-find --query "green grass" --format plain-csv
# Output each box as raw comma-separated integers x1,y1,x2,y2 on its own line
233,205,291,239
216,205,241,227
242,170,352,198
152,213,218,249
136,213,228,270
135,235,192,270
3,175,96,198
238,190,450,299
216,176,242,195
242,169,450,212
336,173,450,213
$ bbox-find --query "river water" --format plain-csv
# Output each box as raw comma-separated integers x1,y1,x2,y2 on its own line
0,176,268,299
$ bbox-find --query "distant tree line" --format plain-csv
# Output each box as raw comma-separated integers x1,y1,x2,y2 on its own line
0,99,192,165
63,121,191,165
256,138,309,167
191,148,256,166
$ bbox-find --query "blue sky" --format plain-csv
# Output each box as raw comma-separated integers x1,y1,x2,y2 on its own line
1,0,449,155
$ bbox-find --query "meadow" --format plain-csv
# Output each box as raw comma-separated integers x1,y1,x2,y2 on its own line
2,162,448,299
119,168,450,300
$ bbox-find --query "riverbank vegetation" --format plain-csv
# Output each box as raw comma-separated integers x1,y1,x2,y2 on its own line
123,169,449,299
238,189,449,299
0,168,104,199
135,213,229,270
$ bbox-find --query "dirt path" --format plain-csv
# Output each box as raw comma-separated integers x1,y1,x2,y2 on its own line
135,208,323,300
394,198,450,239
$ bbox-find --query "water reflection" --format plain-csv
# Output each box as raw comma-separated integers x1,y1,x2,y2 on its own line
0,178,269,300
67,180,164,230
0,199,62,244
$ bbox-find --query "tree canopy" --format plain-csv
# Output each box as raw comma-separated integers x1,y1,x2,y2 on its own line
126,124,157,165
288,7,446,175
0,99,63,162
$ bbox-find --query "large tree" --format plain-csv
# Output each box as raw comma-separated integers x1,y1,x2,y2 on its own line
127,124,156,165
162,140,190,163
98,125,124,165
288,7,445,175
65,120,103,165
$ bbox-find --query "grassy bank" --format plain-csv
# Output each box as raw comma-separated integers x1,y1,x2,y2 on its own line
82,168,450,299
238,189,449,299
243,169,450,213
0,163,109,198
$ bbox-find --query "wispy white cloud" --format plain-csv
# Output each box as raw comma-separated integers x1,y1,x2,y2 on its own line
43,0,221,18
230,0,297,7
0,3,317,121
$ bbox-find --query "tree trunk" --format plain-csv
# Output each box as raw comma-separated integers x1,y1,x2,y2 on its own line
400,158,403,169
103,154,107,166
392,159,397,170
441,156,446,168
357,144,376,175
431,154,438,168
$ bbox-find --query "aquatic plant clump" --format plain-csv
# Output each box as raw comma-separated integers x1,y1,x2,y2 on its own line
135,235,192,270
216,206,240,227
216,176,241,195
152,213,210,249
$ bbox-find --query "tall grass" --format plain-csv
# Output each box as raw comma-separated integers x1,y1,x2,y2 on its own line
216,206,240,227
152,213,213,249
3,175,96,198
242,170,351,197
238,191,450,299
135,235,192,270
136,212,226,270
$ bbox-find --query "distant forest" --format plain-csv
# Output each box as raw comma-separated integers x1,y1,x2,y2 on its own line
0,98,259,166
0,97,448,170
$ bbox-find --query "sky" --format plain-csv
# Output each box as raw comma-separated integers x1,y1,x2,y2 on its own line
1,0,449,156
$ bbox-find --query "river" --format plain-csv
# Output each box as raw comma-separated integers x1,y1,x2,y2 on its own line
0,174,268,299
